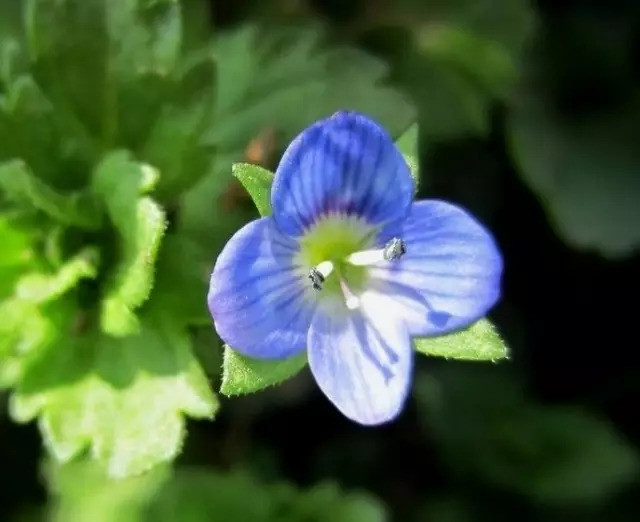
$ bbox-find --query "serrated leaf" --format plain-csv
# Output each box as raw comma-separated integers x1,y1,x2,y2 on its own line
14,247,98,304
0,249,97,387
92,151,166,336
232,163,274,217
414,319,508,362
508,97,640,257
220,346,307,396
0,159,101,228
11,312,218,478
394,124,419,188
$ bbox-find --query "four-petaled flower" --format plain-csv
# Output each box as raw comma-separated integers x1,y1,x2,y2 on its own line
208,111,503,425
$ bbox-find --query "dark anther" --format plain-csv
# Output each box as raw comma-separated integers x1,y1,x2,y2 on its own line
308,267,325,290
383,238,406,261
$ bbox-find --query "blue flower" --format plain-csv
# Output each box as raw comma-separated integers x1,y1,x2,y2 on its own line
208,111,502,425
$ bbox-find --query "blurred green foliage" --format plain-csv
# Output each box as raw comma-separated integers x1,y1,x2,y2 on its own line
45,460,386,522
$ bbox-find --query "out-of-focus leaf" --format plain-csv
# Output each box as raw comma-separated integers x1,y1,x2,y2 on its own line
146,469,387,522
11,312,218,478
508,97,640,257
220,346,307,396
288,482,387,522
92,151,166,336
0,74,91,189
414,319,508,361
382,0,534,141
416,366,639,506
25,0,184,148
25,0,110,141
203,26,414,154
142,94,214,198
48,460,169,522
150,234,212,327
0,215,35,295
13,247,98,304
232,162,274,216
394,123,419,187
0,159,101,228
418,26,517,97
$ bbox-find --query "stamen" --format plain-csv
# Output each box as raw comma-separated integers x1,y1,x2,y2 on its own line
383,237,406,261
346,237,407,266
308,260,334,290
340,279,360,310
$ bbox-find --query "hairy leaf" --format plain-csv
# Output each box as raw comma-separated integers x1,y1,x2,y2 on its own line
11,312,218,478
414,319,508,362
220,346,307,397
92,151,166,336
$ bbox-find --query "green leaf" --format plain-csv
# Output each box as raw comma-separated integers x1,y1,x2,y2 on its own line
14,247,98,304
92,151,167,336
0,215,36,296
146,469,387,522
11,312,218,478
26,0,110,140
232,163,274,217
508,97,640,257
418,25,518,98
220,346,307,397
414,319,508,362
25,0,185,150
0,248,97,387
0,72,91,188
47,459,169,522
0,159,101,229
394,124,419,188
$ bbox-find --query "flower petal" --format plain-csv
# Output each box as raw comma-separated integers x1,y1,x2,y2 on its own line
271,111,414,237
308,293,413,425
208,217,316,359
372,200,503,336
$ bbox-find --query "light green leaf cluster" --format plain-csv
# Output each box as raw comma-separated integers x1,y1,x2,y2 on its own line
11,313,217,478
47,460,387,522
0,0,219,477
1,0,421,477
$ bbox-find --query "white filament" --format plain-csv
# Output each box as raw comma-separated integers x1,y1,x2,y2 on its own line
345,248,385,266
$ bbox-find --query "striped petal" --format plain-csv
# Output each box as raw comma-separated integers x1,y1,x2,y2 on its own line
271,111,414,237
207,217,316,359
308,292,413,425
372,200,503,336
